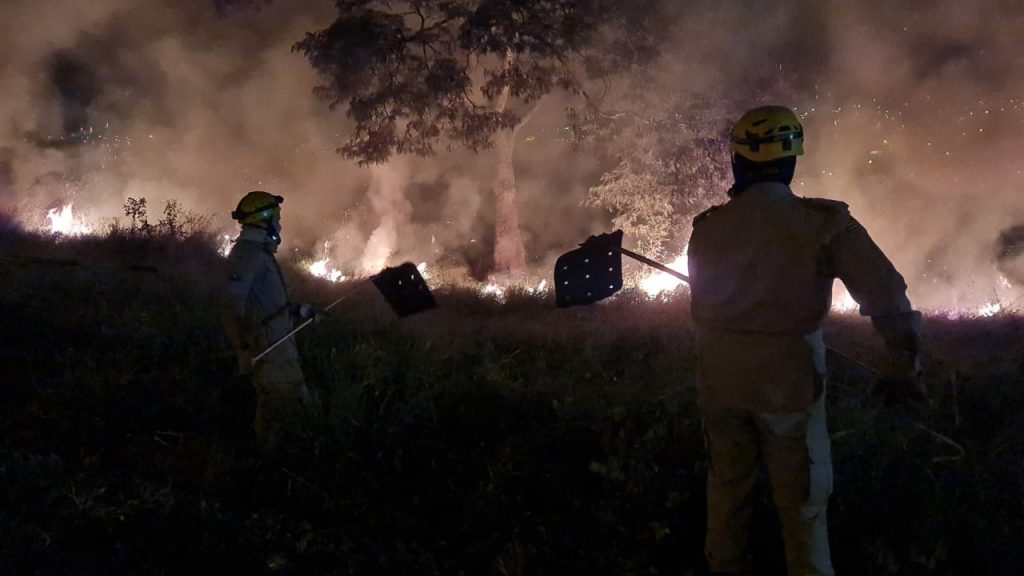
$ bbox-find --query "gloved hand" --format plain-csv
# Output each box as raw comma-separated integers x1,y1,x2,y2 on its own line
871,376,928,406
236,350,255,376
872,347,928,406
295,304,328,323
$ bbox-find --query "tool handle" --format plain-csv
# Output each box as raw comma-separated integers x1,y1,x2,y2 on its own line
252,291,353,363
253,318,311,363
618,247,690,283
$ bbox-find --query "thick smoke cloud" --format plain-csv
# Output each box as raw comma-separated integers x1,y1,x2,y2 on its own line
1,0,1022,307
0,0,602,278
1,0,355,237
657,0,1024,309
796,0,1024,309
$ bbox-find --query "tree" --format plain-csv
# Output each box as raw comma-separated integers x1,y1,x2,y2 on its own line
294,0,666,278
576,66,796,265
579,96,734,262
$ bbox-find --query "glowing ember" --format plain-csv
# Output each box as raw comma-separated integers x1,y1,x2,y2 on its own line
977,302,1001,317
308,258,347,283
45,203,92,236
640,248,688,298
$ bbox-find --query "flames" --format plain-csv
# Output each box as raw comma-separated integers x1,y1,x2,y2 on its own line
305,254,429,285
832,285,859,313
218,234,233,257
977,302,1002,317
24,201,1023,319
639,249,689,298
308,258,347,283
479,278,549,302
45,203,93,236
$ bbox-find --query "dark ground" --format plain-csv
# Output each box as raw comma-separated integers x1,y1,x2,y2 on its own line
1,229,1022,575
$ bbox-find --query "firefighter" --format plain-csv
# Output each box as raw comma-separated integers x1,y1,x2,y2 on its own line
687,106,922,575
221,191,320,456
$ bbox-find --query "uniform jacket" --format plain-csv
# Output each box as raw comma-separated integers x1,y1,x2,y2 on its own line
221,226,294,356
689,181,920,411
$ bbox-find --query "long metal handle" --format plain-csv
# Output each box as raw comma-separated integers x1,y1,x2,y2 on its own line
616,246,880,377
252,291,352,363
618,247,689,283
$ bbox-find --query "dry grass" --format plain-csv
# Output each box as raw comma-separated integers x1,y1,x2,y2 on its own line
1,228,1021,575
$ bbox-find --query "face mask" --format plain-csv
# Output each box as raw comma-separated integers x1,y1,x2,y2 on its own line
266,218,282,246
729,154,796,197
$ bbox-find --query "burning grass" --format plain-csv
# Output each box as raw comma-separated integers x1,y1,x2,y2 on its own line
1,229,1022,575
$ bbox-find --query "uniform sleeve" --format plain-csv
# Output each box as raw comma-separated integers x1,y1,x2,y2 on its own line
221,245,263,353
826,218,921,353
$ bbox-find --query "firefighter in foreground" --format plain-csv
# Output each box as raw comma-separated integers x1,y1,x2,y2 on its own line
688,106,922,575
221,191,320,456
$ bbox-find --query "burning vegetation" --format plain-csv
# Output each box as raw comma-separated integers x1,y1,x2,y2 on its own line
3,0,1024,574
27,200,1023,317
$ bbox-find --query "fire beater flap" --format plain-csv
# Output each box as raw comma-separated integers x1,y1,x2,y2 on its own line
372,262,437,317
554,230,624,307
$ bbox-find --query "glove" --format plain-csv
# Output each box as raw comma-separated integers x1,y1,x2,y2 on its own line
872,347,927,406
295,304,328,323
871,376,929,407
888,346,921,380
236,350,255,376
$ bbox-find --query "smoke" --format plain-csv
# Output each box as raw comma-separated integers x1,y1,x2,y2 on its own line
359,161,412,274
1,0,354,231
1,0,1023,307
0,0,603,278
647,0,1024,309
997,225,1024,286
796,0,1024,309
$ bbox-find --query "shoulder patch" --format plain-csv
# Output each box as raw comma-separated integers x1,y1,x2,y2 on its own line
692,204,723,226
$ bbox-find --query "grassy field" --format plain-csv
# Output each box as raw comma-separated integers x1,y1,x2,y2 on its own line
1,229,1021,575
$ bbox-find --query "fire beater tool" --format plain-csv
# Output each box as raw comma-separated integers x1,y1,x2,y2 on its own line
254,261,436,362
554,230,881,377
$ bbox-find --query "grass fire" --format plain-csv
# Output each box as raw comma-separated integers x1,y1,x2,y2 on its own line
2,1,1024,575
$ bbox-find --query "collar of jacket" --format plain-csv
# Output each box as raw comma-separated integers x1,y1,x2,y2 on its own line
237,225,278,252
730,180,794,203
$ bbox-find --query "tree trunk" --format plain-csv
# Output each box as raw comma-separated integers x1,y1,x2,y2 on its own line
491,127,527,277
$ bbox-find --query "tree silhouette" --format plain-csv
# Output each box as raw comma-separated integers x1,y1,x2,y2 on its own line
294,0,666,277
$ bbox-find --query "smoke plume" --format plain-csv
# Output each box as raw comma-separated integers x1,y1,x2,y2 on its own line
1,0,1023,308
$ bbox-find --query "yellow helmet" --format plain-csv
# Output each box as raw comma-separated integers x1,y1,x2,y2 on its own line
731,105,804,162
231,191,283,225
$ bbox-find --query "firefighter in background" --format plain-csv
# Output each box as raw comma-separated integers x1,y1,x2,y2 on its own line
221,191,320,455
688,106,923,575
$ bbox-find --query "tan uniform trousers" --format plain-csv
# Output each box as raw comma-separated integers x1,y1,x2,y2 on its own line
251,339,314,456
703,393,834,576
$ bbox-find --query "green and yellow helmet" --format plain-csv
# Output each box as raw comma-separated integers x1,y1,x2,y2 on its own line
731,106,804,162
231,191,283,225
